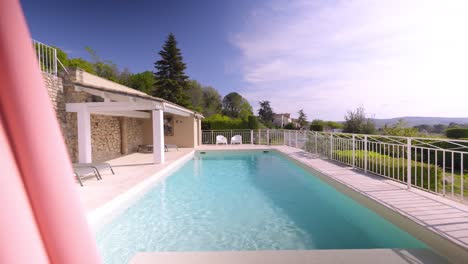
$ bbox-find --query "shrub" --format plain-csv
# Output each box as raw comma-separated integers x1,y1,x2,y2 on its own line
446,128,468,139
334,150,468,195
284,123,296,130
201,114,248,130
310,124,324,131
247,116,260,129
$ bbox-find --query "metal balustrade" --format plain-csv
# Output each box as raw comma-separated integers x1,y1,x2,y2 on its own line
202,129,468,201
32,39,58,76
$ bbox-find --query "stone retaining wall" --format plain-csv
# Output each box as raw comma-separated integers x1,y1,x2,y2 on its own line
44,73,145,162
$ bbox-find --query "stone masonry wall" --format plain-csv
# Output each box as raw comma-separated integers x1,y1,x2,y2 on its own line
44,73,145,163
127,118,145,153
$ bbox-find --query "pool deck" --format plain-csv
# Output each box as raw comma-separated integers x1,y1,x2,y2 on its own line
81,144,468,263
131,249,449,264
78,148,194,211
273,145,468,250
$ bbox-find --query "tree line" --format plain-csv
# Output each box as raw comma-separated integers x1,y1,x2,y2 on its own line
55,34,467,138
55,33,255,123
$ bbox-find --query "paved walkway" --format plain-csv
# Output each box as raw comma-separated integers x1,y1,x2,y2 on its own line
131,249,448,264
274,145,468,251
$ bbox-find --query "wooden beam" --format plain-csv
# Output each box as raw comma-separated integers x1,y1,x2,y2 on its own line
66,102,162,112
92,111,150,119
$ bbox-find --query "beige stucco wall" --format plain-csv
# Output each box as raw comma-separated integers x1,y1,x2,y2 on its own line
142,114,201,148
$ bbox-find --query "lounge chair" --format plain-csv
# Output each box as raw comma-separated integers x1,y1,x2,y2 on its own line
138,144,153,153
165,144,178,152
73,162,114,179
216,135,228,145
231,135,242,144
73,166,100,186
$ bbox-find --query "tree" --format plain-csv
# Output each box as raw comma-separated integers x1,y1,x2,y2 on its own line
297,109,308,129
284,123,296,130
202,87,222,117
383,119,418,137
343,107,375,134
310,119,325,131
85,46,120,82
327,121,343,130
258,101,274,124
153,33,190,107
127,71,155,94
222,92,252,119
433,124,447,134
186,80,204,112
248,116,260,129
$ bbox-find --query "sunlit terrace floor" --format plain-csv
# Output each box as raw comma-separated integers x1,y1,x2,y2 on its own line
78,148,194,211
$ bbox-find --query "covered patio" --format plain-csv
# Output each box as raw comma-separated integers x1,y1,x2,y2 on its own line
64,69,203,165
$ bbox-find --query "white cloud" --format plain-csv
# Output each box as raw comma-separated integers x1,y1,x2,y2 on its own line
232,0,468,120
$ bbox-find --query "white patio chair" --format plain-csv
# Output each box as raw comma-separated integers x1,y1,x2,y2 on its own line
216,135,228,145
231,135,242,144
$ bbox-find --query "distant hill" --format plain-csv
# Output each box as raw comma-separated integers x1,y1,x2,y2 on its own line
371,117,468,128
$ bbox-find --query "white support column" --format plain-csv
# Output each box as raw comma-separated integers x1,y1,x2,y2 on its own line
77,110,92,163
152,109,165,164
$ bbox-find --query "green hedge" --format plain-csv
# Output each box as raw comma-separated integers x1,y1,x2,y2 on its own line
446,128,468,139
334,150,468,196
310,124,324,131
202,114,257,130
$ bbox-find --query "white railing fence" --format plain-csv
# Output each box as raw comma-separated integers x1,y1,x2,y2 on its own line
202,129,468,201
32,39,58,76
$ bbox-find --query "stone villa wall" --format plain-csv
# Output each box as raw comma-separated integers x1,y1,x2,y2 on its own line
44,73,145,163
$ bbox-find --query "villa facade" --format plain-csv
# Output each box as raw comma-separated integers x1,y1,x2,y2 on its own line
43,68,203,164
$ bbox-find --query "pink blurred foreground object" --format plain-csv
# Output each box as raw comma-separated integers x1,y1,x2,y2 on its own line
0,0,101,263
0,116,50,264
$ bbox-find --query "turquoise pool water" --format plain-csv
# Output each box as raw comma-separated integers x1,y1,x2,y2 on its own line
96,151,426,264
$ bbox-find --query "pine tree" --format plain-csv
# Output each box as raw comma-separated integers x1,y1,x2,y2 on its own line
258,101,274,124
153,33,190,106
297,109,308,129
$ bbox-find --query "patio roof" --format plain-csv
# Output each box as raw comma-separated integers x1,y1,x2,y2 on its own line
66,68,204,119
64,68,203,164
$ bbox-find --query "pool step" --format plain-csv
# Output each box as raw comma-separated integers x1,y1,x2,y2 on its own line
130,249,449,264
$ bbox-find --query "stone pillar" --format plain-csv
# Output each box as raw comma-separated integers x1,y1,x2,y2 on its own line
120,117,128,155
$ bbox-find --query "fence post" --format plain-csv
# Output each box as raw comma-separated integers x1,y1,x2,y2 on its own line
53,48,58,76
315,132,318,154
250,130,254,145
407,137,412,189
295,131,298,148
364,135,368,173
329,134,333,159
352,134,356,168
211,131,214,144
266,130,270,145
283,130,286,145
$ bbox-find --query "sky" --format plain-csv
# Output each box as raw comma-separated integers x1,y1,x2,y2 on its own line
22,0,468,120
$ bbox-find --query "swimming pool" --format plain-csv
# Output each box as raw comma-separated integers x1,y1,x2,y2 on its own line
96,151,427,263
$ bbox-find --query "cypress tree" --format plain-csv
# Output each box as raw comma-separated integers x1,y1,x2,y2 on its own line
153,33,190,106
